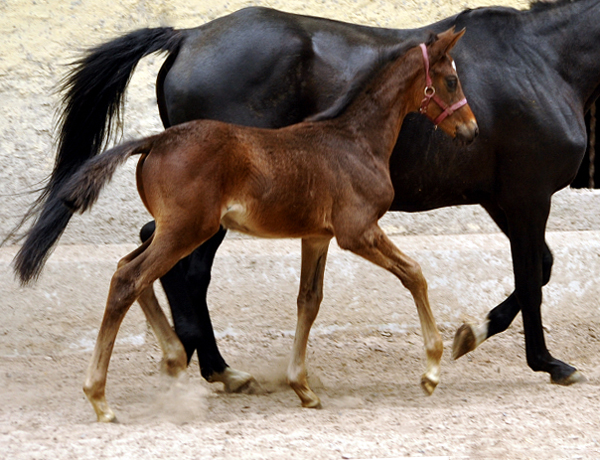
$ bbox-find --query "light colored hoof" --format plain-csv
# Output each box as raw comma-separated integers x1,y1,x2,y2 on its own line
298,389,322,409
97,410,117,423
420,374,438,396
301,398,322,409
211,367,258,393
452,323,477,360
289,381,322,408
225,373,258,394
551,370,587,386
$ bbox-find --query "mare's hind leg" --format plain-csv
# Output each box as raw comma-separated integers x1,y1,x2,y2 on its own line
452,201,553,359
140,222,254,392
288,237,331,408
84,232,206,422
338,225,442,395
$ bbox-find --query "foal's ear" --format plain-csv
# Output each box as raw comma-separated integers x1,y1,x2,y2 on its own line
429,27,466,63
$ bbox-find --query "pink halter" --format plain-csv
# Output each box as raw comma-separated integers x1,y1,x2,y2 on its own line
419,43,468,126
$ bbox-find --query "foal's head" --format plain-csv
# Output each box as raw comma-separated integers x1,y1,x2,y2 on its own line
417,28,478,144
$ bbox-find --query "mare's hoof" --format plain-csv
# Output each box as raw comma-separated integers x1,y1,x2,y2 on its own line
420,374,438,396
452,323,477,360
551,370,587,386
210,367,258,393
227,375,261,394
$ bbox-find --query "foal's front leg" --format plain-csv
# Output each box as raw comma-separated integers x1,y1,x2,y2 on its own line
288,237,331,408
339,225,443,395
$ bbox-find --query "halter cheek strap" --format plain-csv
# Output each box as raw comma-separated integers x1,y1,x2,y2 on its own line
419,43,468,126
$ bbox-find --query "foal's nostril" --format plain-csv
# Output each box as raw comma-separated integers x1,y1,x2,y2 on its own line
455,121,478,145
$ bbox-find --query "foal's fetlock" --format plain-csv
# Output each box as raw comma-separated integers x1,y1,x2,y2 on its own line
160,353,187,377
287,370,322,408
83,385,117,423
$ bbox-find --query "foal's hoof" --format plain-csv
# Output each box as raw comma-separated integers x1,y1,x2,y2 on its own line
298,390,322,409
289,382,322,409
551,370,587,386
452,323,477,360
420,374,438,396
97,412,118,423
302,399,322,409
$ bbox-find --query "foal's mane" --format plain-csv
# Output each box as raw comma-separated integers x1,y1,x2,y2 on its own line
305,33,436,123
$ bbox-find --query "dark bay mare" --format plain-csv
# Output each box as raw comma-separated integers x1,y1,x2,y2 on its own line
19,31,476,421
12,1,596,391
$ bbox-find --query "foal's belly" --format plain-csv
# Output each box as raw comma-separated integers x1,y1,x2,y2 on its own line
220,201,334,239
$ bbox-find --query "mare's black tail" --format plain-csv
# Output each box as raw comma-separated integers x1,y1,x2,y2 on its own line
8,27,183,283
14,137,156,285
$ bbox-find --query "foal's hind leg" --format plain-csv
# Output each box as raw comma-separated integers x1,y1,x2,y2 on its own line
140,223,254,392
83,233,205,422
288,237,331,408
136,287,187,377
338,225,443,395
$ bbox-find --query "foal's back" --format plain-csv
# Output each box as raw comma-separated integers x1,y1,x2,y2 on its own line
138,116,393,240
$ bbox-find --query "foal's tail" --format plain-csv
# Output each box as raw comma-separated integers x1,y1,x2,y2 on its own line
13,137,156,285
7,28,183,276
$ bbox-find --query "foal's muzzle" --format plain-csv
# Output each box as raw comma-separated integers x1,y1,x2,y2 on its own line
455,120,479,145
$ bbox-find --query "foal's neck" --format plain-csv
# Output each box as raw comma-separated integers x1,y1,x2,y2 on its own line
336,48,423,158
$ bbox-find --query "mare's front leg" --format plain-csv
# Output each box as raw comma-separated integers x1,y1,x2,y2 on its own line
501,201,584,384
140,222,254,392
288,237,331,408
338,225,442,395
453,200,553,359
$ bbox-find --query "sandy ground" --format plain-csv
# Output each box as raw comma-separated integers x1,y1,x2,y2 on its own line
2,226,600,459
1,310,600,459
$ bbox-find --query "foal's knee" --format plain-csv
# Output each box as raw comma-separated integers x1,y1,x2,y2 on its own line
336,229,379,254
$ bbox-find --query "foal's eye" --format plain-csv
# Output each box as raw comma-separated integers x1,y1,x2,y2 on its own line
446,76,458,92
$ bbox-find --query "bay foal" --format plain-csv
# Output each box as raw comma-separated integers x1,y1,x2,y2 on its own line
36,29,476,421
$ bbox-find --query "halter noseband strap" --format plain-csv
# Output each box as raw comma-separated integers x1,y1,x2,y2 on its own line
419,43,468,126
